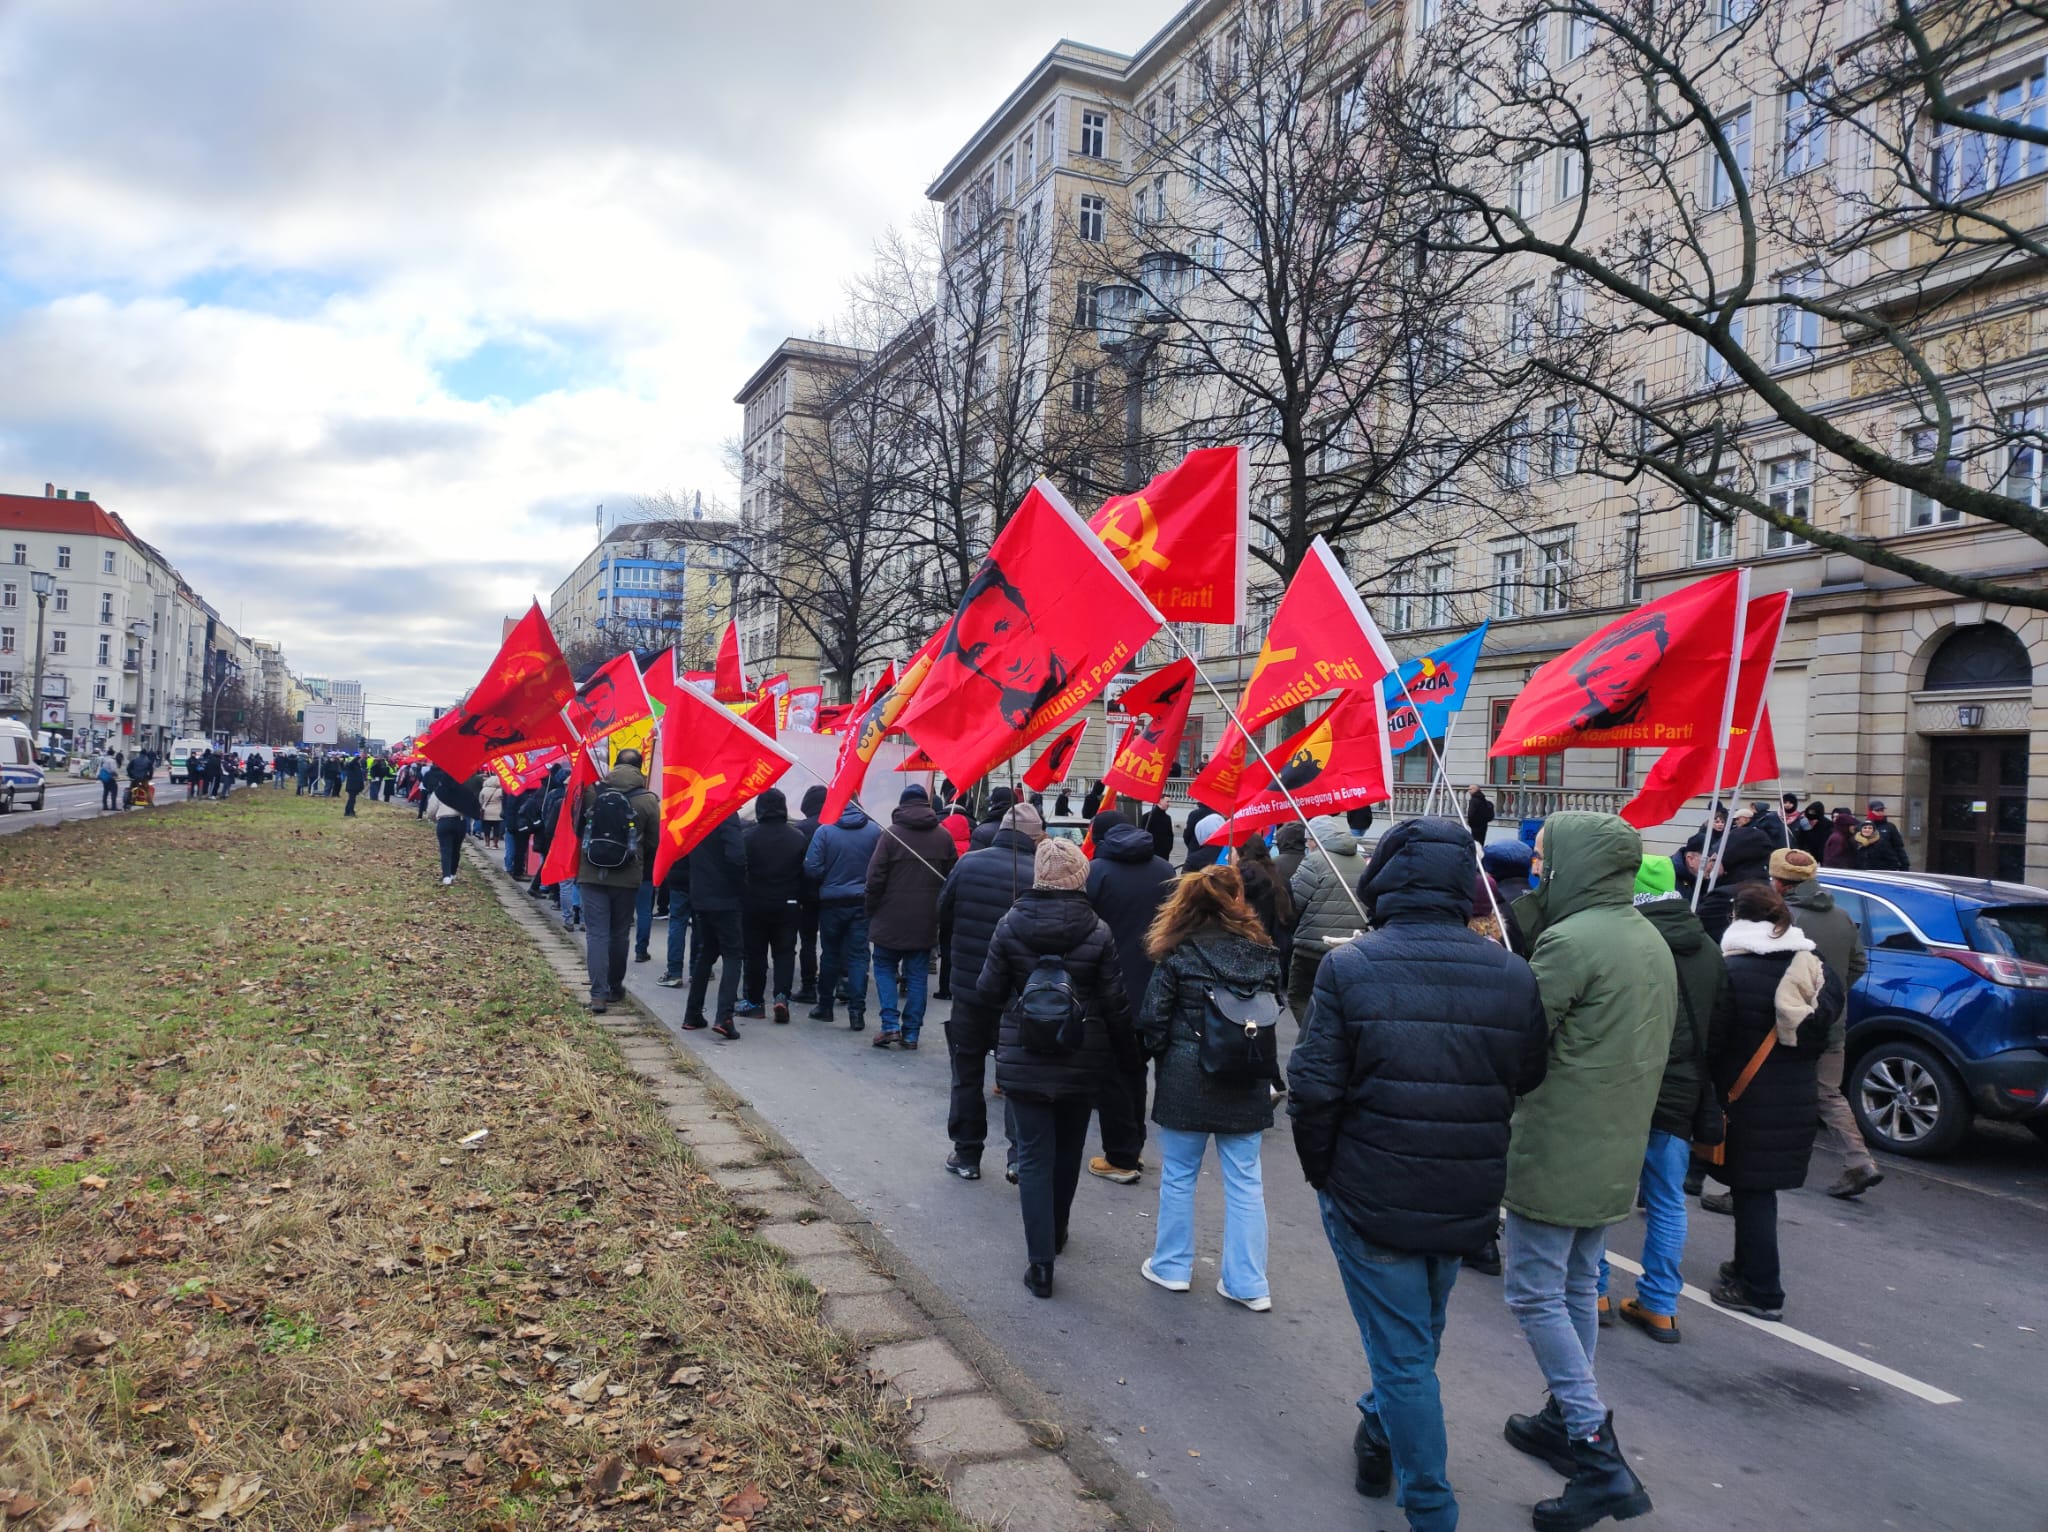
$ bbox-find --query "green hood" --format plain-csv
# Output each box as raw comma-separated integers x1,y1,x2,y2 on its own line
1516,812,1642,943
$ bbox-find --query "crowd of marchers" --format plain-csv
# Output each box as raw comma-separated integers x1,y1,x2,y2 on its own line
395,747,1873,1532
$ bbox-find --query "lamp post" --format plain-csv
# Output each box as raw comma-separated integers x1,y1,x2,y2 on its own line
1093,253,1195,491
28,570,54,743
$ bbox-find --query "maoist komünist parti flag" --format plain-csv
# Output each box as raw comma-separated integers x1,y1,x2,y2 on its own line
651,679,796,886
419,602,577,781
1620,589,1788,830
1087,446,1247,625
818,656,900,824
565,650,656,745
898,479,1163,789
1203,687,1394,843
1021,717,1090,792
1103,657,1198,804
1489,570,1746,758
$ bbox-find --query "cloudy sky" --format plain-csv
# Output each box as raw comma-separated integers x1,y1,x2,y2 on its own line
0,0,1170,738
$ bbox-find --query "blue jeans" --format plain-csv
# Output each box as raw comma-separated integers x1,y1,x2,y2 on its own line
635,882,655,955
663,889,692,981
1152,1128,1268,1301
1319,1195,1459,1532
1595,1130,1691,1318
871,944,930,1039
559,881,582,927
1502,1212,1609,1439
816,901,869,1015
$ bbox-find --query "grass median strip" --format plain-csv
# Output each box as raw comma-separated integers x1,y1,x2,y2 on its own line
0,791,965,1530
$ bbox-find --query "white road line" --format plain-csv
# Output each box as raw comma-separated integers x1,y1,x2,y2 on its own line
1602,1252,1962,1406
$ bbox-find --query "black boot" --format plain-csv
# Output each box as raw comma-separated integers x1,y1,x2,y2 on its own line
1504,1395,1577,1477
1465,1238,1503,1277
1023,1262,1053,1299
1352,1412,1391,1498
808,1002,834,1022
1531,1412,1651,1532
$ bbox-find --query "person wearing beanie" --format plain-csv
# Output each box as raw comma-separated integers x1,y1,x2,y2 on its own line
973,786,1017,849
739,787,809,1025
864,782,960,1049
978,834,1141,1298
793,784,829,1004
1184,812,1228,872
1769,848,1877,1200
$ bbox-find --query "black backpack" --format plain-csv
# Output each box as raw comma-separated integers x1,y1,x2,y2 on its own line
1015,954,1086,1056
581,785,640,870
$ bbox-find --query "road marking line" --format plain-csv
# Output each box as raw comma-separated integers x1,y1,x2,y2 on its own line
1602,1252,1962,1405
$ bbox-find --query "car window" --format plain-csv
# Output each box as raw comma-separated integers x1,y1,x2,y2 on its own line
1971,906,2048,964
9,737,26,766
1828,888,1867,938
1864,900,1925,952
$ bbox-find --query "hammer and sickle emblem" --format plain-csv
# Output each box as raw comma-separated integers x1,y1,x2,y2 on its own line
1249,634,1298,685
662,765,728,834
1099,496,1171,574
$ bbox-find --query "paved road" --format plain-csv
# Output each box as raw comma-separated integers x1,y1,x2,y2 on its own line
595,941,2047,1532
0,775,115,833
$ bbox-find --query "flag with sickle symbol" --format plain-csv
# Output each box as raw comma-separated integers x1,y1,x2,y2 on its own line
1088,445,1247,625
650,677,797,884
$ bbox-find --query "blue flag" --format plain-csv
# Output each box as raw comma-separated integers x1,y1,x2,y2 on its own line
1381,623,1487,756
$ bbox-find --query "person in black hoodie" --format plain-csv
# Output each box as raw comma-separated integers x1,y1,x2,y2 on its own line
971,785,1017,849
979,836,1140,1298
937,804,1043,1179
1287,818,1549,1528
1081,779,1106,820
741,788,809,1024
1085,817,1177,1187
1144,802,1174,862
683,810,749,1040
1694,820,1774,943
793,784,827,1004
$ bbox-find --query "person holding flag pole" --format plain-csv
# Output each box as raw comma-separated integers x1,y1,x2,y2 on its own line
1689,572,1754,914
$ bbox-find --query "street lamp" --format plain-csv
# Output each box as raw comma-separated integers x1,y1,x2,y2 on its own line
28,570,54,745
1094,252,1194,491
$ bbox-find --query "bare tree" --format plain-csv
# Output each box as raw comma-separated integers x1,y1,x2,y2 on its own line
1402,0,2048,609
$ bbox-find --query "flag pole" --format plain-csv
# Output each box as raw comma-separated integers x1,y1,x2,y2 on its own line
1704,592,1786,895
1692,569,1753,913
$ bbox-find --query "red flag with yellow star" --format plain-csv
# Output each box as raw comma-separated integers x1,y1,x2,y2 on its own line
1088,446,1246,625
1103,658,1198,803
1203,687,1393,842
650,682,796,885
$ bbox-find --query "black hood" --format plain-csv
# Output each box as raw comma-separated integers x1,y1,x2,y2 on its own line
1097,821,1157,863
755,786,789,823
893,802,941,832
982,786,1016,823
799,783,827,819
1008,886,1101,950
1359,816,1477,926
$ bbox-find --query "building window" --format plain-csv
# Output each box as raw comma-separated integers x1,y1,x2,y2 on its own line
1080,109,1106,159
1695,505,1738,562
1490,697,1553,785
99,592,114,624
1519,17,1546,89
0,626,13,652
1564,11,1595,59
50,630,66,655
1492,543,1524,617
1078,194,1105,242
10,545,22,565
1506,283,1534,354
1071,369,1098,413
1704,306,1745,386
1076,280,1101,329
1,583,13,608
94,676,108,701
1781,73,1830,173
1555,146,1584,204
1709,106,1753,208
52,587,68,612
102,550,117,574
1536,533,1572,611
1549,269,1585,336
1905,423,1965,526
1165,84,1178,132
1423,560,1452,627
1503,415,1531,487
96,634,110,665
1932,68,2048,197
55,546,70,569
1716,0,1757,24
1545,402,1578,476
1763,453,1813,549
1041,109,1056,165
2001,405,2044,505
1419,0,1443,29
1774,269,1820,364
1021,131,1035,184
1511,154,1542,217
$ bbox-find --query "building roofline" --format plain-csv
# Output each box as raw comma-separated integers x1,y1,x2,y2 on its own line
733,337,871,405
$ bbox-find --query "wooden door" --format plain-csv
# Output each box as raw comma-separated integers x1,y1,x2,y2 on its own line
1930,735,2029,882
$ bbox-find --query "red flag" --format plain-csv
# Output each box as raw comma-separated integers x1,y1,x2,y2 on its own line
738,690,779,737
1621,591,1789,829
1490,571,1745,757
642,648,685,710
1021,717,1090,792
820,636,952,824
1103,658,1198,803
419,602,577,780
539,747,599,887
785,684,824,733
893,746,940,772
566,651,655,744
1203,688,1393,842
1088,446,1247,624
898,480,1162,787
713,620,748,701
650,681,795,885
1240,537,1400,735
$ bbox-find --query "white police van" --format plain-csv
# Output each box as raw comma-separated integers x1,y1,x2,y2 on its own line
0,719,48,812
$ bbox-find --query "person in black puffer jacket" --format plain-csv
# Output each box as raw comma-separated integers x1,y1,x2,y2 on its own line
1086,818,1177,1185
1693,821,1774,943
1707,884,1842,1323
971,786,1016,849
937,805,1044,1179
741,788,809,1023
793,784,827,1004
683,811,749,1039
979,837,1138,1299
1287,817,1548,1526
1137,866,1284,1310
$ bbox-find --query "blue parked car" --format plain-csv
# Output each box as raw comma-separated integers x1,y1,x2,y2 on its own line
1815,870,2048,1158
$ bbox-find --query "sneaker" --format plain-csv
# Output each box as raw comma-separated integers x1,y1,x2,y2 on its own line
711,1019,740,1041
772,1001,790,1025
734,1001,765,1018
1701,1191,1735,1216
633,949,651,963
587,1000,608,1015
441,875,456,886
1710,1279,1783,1322
680,1015,708,1031
1088,1156,1142,1185
944,1153,981,1181
1618,1297,1681,1345
1216,1280,1271,1313
848,1015,865,1033
1004,1165,1019,1185
900,1038,919,1051
1826,1165,1884,1199
1141,1257,1190,1293
932,988,952,1000
792,988,818,1005
872,1031,898,1049
658,973,686,988
807,1004,833,1021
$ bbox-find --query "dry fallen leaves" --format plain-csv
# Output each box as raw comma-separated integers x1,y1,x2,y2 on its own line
722,1482,771,1520
192,1472,267,1522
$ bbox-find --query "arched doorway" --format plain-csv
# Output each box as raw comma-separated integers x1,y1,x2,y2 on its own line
1922,624,2033,881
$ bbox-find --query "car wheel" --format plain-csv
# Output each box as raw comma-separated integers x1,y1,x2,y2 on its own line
1852,1041,1970,1159
31,792,45,810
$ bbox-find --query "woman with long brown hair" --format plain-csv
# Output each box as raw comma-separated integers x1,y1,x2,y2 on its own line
1136,865,1285,1311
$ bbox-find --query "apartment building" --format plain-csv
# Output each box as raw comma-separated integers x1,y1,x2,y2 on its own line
548,516,742,670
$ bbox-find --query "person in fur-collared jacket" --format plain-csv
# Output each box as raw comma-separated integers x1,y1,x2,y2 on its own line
1706,883,1843,1324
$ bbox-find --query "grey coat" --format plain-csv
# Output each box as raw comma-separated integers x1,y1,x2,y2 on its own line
1138,929,1283,1136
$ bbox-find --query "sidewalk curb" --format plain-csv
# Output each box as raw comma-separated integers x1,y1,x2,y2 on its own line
461,837,1173,1532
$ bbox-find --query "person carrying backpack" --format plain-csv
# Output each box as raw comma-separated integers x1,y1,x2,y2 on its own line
574,748,659,1015
977,836,1139,1300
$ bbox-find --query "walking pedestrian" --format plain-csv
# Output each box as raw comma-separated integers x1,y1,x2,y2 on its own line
1288,818,1548,1530
1144,802,1174,862
1793,801,1831,859
1080,779,1106,820
1285,815,1366,1011
1706,883,1843,1321
1234,833,1293,956
428,785,467,884
792,784,827,1005
971,786,1015,849
1857,799,1910,870
1139,865,1286,1310
1466,784,1496,845
1822,807,1861,868
475,772,502,843
1183,812,1226,873
1085,812,1177,1186
1499,812,1673,1531
937,804,1042,1180
97,749,119,811
865,784,959,1049
1767,849,1878,1200
978,837,1140,1299
740,787,808,1024
683,808,749,1039
1273,820,1308,885
803,799,881,1029
343,754,367,817
572,748,659,1015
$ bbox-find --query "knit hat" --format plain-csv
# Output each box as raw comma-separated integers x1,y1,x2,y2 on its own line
1194,812,1227,846
1001,803,1047,843
1034,836,1089,890
899,783,929,804
1633,855,1677,897
1770,848,1818,883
